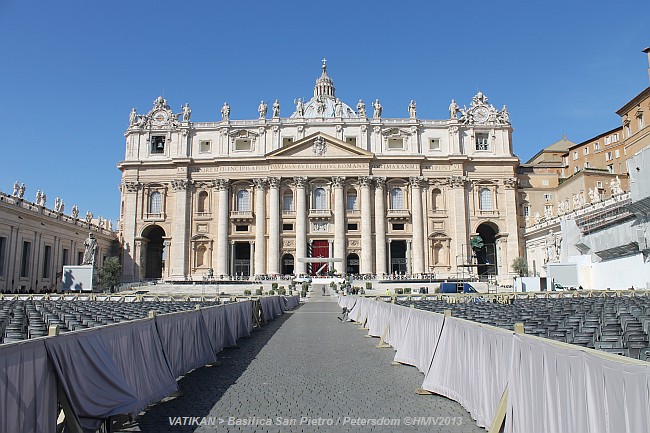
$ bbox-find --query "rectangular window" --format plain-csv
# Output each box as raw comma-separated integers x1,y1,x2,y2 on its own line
573,151,578,160
20,241,31,278
387,138,404,150
608,164,614,174
597,181,603,188
475,133,489,151
78,251,83,265
234,139,251,151
615,149,620,158
612,133,619,143
542,180,549,186
347,223,358,231
574,166,579,173
544,204,553,216
543,193,552,201
151,136,165,154
584,161,590,168
346,194,357,210
605,151,613,161
594,142,599,151
583,147,589,155
62,248,69,267
199,140,211,153
282,137,294,147
345,137,357,146
282,223,294,231
282,194,294,211
429,138,440,151
42,245,52,279
523,206,530,217
0,237,5,277
392,223,405,231
605,136,611,145
235,225,249,232
638,114,644,130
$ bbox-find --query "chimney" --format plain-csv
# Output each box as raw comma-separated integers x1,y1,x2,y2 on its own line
644,47,650,82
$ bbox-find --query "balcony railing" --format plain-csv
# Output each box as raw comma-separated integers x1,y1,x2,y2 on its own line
308,208,332,219
346,209,360,216
387,209,410,219
282,210,296,216
145,212,165,221
230,210,254,221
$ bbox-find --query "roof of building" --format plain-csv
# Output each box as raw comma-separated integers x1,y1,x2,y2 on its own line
525,134,576,164
616,86,650,116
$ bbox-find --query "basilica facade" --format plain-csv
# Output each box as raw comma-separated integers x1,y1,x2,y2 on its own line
118,63,520,283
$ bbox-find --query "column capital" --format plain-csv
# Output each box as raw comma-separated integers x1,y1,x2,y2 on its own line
121,181,141,193
373,176,386,189
409,176,424,188
253,177,268,190
331,176,346,188
171,179,191,192
268,177,281,188
293,176,308,188
215,179,231,191
358,176,372,188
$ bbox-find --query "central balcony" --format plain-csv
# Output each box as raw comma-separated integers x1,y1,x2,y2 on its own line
386,209,410,220
309,208,332,220
230,210,254,222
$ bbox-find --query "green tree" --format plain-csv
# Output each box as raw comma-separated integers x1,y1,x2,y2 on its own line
98,257,121,292
511,257,529,277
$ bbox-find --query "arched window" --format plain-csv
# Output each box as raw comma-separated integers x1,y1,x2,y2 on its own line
431,188,442,210
237,189,250,212
479,188,492,211
283,192,294,211
196,245,206,267
197,191,208,213
313,187,327,209
346,190,357,210
149,191,162,214
390,188,404,209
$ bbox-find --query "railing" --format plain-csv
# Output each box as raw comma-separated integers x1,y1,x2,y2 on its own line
346,209,360,216
282,210,296,216
386,209,410,218
308,209,332,218
230,210,254,219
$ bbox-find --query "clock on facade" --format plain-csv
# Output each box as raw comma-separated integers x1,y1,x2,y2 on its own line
473,106,489,123
152,110,169,126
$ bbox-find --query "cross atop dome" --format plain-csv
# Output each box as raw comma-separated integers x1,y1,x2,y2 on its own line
314,59,335,98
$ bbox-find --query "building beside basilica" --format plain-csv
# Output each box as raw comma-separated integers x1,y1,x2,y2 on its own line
118,62,520,283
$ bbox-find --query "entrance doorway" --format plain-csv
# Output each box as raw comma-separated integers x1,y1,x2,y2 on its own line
310,240,329,275
142,225,165,279
346,253,359,274
281,254,294,275
233,242,251,277
390,240,407,275
475,223,498,276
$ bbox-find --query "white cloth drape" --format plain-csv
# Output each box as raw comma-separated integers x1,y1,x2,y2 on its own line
506,334,650,433
383,304,412,352
421,317,513,428
368,300,392,337
393,308,444,373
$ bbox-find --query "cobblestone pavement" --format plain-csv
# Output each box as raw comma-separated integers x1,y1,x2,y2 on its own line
117,288,484,433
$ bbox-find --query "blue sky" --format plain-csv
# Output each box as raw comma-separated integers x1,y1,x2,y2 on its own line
0,0,649,224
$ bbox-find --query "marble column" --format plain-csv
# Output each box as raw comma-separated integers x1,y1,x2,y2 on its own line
332,176,346,274
120,181,140,282
373,177,387,277
215,179,230,277
359,176,373,275
410,176,424,275
249,241,255,278
253,178,267,276
230,241,235,277
406,239,412,275
294,177,308,275
387,239,392,275
170,179,190,279
268,177,281,274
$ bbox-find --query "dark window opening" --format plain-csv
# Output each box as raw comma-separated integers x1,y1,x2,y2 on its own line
392,223,405,231
282,223,294,231
235,225,249,232
151,136,165,154
347,223,358,231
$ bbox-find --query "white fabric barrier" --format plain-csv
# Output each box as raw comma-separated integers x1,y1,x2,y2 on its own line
368,300,392,337
421,317,513,429
393,308,445,373
348,297,368,323
383,304,412,352
506,334,650,433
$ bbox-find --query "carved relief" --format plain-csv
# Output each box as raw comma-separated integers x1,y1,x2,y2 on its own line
448,175,468,188
293,176,308,188
313,136,327,156
169,179,187,191
331,176,346,188
373,176,386,189
502,178,517,189
409,176,424,188
313,222,328,232
214,179,231,191
122,181,140,193
268,177,281,188
253,178,268,190
358,176,372,188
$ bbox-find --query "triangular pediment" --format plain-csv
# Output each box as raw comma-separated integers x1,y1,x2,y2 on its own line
266,132,374,159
